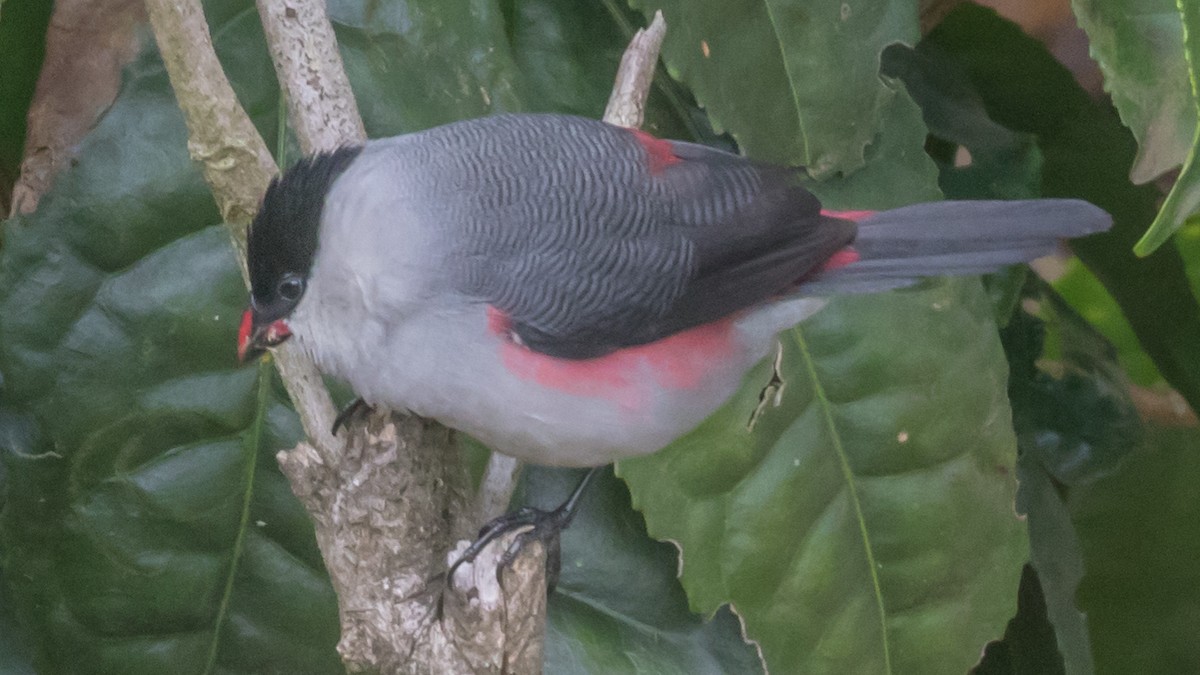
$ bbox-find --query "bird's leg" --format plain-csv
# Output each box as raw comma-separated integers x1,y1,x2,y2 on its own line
331,397,373,435
446,466,600,592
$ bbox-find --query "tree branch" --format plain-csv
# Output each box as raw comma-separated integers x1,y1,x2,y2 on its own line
604,10,667,128
256,0,366,150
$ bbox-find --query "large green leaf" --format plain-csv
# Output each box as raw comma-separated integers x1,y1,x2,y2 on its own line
620,280,1028,674
506,0,699,141
628,0,925,177
1002,296,1144,675
0,32,342,673
1132,2,1200,256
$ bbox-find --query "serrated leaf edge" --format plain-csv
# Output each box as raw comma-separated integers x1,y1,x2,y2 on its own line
1135,0,1200,256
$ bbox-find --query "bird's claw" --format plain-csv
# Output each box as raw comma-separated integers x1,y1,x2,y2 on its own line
444,467,599,593
331,397,373,435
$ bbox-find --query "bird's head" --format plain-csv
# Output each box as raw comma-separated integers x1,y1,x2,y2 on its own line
238,146,362,363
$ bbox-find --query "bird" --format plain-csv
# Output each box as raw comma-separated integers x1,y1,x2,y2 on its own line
236,113,1110,568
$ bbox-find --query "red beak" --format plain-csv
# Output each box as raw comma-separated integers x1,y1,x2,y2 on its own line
237,308,293,362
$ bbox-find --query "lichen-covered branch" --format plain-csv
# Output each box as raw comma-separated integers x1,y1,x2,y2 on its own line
144,0,276,245
256,0,366,150
277,414,547,674
603,10,667,128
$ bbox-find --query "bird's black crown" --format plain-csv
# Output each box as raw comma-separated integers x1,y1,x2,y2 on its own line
247,145,363,318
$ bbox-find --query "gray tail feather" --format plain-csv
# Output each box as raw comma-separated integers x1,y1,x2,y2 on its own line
800,199,1111,295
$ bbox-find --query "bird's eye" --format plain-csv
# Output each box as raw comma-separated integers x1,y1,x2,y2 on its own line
277,275,304,301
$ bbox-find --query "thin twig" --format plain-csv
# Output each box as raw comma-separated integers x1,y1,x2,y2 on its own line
256,0,365,149
604,10,668,128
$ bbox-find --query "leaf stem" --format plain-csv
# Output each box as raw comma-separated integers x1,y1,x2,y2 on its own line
203,358,270,674
792,327,893,674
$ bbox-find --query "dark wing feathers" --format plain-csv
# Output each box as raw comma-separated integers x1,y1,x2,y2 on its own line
429,114,850,359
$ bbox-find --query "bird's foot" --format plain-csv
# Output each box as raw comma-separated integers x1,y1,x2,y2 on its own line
331,397,373,435
446,467,599,593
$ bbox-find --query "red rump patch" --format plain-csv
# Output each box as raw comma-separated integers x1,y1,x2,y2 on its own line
488,305,737,410
820,247,860,272
630,129,681,175
821,209,876,222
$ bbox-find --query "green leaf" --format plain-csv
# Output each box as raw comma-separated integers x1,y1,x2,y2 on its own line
0,570,35,675
506,0,699,140
1134,0,1200,255
1070,0,1200,254
924,4,1200,418
520,468,762,674
801,81,942,208
1070,0,1194,185
508,0,629,119
628,0,925,177
329,0,526,135
620,280,1028,674
0,6,343,674
0,0,53,193
1070,425,1200,673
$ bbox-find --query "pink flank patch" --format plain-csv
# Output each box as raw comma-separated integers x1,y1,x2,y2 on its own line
820,247,860,272
630,129,682,174
489,306,737,409
821,209,876,222
236,309,254,361
486,305,512,334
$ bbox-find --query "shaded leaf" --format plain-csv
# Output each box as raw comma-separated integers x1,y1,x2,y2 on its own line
628,0,925,177
880,42,1043,202
620,280,1028,674
520,468,763,674
0,570,35,675
1070,425,1200,673
0,0,53,190
1002,297,1146,675
973,565,1067,675
329,0,526,135
506,0,698,140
